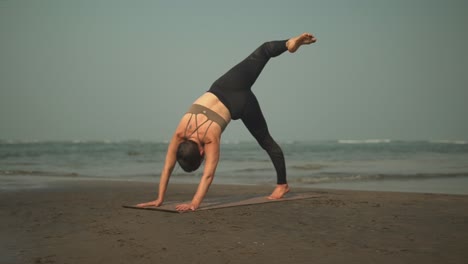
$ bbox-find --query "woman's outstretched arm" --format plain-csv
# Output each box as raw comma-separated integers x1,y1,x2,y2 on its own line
136,131,183,207
175,137,220,211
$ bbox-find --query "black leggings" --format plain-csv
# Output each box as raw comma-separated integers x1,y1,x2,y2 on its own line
208,40,288,184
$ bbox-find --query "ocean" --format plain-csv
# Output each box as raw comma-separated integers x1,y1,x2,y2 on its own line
1,139,468,194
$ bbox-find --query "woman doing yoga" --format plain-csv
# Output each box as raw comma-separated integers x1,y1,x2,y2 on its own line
138,32,317,212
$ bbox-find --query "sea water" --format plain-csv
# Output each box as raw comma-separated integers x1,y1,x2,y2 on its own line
1,140,467,194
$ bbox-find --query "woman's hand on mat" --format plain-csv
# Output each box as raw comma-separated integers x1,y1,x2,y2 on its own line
175,203,197,212
136,199,163,208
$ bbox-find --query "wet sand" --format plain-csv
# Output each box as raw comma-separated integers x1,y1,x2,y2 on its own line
1,179,468,264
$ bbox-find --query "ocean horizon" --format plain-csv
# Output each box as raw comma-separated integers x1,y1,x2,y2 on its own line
1,139,468,195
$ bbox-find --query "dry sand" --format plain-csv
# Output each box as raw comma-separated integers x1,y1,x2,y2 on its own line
1,179,468,264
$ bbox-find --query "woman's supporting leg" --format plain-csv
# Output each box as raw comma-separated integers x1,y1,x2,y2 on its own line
241,93,287,185
210,33,317,198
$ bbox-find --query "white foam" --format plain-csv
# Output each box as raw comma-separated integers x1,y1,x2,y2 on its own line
338,139,391,144
429,140,467,145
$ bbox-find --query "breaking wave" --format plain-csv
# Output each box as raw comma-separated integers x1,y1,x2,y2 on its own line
429,140,467,145
0,170,82,177
338,139,391,144
290,172,468,185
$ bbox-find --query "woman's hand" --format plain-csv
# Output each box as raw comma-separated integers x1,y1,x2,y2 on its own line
136,199,163,208
175,203,198,212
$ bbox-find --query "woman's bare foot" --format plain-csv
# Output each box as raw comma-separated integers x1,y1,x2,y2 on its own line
286,33,317,53
268,184,290,200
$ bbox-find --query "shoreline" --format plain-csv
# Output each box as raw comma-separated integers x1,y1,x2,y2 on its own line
2,174,468,196
2,179,468,263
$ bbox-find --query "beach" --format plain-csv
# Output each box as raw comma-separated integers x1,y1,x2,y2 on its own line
2,179,468,264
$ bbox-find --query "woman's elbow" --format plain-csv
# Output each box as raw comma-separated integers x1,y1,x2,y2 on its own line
202,173,214,181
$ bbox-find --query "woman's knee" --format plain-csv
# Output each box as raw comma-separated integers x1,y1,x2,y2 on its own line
259,136,283,155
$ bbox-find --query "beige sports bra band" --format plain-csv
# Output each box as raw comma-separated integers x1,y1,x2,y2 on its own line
187,104,228,132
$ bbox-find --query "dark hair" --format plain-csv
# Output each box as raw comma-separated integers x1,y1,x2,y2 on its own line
176,140,203,172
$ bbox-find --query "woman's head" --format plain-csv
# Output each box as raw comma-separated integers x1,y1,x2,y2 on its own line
176,139,204,172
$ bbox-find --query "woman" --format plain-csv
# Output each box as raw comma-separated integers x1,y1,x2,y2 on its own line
138,33,317,211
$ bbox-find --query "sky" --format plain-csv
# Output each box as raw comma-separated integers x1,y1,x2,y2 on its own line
1,0,467,142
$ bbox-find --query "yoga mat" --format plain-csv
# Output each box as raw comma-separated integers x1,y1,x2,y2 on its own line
123,192,319,213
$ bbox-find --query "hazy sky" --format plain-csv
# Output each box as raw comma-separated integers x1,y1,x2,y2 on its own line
1,0,467,142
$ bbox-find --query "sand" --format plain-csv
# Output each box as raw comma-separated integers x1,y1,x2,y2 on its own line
1,179,468,264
